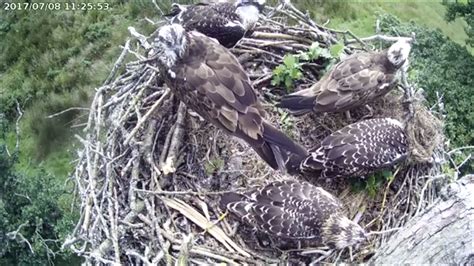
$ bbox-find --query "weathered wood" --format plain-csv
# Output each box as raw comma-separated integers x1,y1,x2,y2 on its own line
371,175,474,264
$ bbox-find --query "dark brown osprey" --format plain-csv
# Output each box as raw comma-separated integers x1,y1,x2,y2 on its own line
293,118,408,178
278,39,412,115
165,0,265,48
220,179,366,249
153,24,307,170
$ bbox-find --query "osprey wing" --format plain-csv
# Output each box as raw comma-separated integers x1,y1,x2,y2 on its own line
184,32,260,133
314,52,397,113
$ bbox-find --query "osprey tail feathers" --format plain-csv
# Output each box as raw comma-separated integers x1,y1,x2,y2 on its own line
277,88,317,116
255,121,308,171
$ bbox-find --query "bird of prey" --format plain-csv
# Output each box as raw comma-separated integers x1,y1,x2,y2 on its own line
220,179,366,249
153,24,307,170
278,39,412,115
165,0,265,48
292,118,408,179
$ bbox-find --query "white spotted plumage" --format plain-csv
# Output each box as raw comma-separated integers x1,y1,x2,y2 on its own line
221,179,366,248
300,118,408,179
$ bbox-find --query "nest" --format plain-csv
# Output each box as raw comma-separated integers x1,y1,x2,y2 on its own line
64,2,447,264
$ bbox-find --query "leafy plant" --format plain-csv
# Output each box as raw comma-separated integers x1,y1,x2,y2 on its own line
443,0,473,47
204,158,225,175
299,42,332,61
272,42,341,91
271,54,303,91
277,108,295,137
0,145,79,265
329,43,345,58
351,170,393,197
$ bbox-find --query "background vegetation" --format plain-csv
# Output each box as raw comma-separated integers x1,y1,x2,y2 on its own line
0,0,472,264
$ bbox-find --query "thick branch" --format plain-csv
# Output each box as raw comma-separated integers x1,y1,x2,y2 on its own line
371,175,474,264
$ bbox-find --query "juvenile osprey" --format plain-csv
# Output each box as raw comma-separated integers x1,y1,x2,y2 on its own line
153,24,307,170
165,0,265,48
278,39,412,115
220,179,366,249
293,118,408,178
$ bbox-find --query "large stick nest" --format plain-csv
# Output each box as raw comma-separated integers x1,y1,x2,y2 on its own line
64,2,447,264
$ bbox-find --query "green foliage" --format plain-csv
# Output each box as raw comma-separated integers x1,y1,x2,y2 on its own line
0,0,170,168
272,54,303,91
443,0,474,46
0,145,78,265
329,43,345,58
351,170,393,197
442,163,457,179
205,158,225,175
299,42,331,61
272,43,337,91
378,14,474,150
295,0,355,21
277,108,295,138
24,89,89,159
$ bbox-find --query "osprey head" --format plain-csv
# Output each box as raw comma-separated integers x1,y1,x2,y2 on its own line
154,24,187,69
323,215,367,249
235,0,265,30
236,0,266,12
387,38,412,68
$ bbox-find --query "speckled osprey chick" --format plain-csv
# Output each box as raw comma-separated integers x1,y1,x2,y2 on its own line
298,118,408,178
221,179,366,249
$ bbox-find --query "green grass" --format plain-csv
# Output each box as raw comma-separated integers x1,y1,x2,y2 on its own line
295,0,472,53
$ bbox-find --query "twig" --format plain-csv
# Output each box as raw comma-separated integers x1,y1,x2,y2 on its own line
134,188,246,196
448,146,474,155
366,227,402,236
251,31,313,44
6,222,34,254
128,27,152,50
161,102,187,175
124,88,171,145
161,197,251,258
104,39,131,86
345,34,414,45
47,107,89,119
176,234,194,265
13,100,23,156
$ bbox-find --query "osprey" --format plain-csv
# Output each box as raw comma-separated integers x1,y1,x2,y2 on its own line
153,24,307,170
220,179,366,249
165,0,265,48
278,39,412,115
292,118,408,178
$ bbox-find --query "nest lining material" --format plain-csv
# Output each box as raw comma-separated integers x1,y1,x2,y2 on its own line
64,2,446,264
